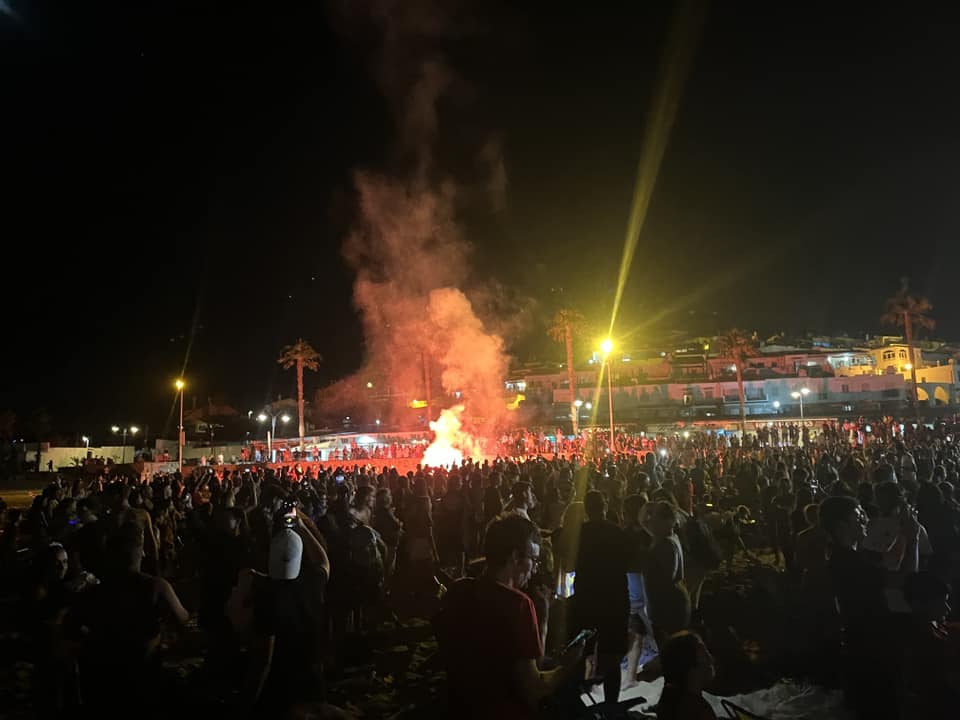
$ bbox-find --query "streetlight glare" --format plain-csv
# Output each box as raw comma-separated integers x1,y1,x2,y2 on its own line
800,387,810,396
111,425,120,433
904,363,913,371
773,401,781,408
600,338,614,355
257,413,268,422
130,426,139,434
791,391,800,399
574,399,583,408
281,414,291,423
175,379,185,390
366,381,374,388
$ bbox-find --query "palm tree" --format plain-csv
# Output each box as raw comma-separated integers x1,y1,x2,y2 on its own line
718,329,758,436
278,339,322,453
881,279,934,418
548,309,586,434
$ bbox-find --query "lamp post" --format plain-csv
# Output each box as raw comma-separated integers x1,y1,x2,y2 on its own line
175,379,185,473
112,425,139,463
790,387,810,420
82,435,90,449
257,411,291,462
600,338,615,450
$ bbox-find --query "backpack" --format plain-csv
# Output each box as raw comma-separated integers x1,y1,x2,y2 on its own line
348,524,383,571
347,524,385,602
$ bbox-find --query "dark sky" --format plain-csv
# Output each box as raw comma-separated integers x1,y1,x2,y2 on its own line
3,1,960,439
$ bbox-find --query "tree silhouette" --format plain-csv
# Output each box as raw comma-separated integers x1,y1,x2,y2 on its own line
278,339,322,453
881,278,934,418
548,309,586,434
718,329,758,435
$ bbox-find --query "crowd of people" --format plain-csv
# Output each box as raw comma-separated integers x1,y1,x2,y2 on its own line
2,417,960,718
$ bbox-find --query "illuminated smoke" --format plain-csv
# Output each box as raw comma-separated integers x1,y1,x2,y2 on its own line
322,0,511,448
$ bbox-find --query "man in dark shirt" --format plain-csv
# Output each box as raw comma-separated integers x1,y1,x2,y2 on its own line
574,490,630,705
436,514,584,719
820,495,919,720
656,631,717,720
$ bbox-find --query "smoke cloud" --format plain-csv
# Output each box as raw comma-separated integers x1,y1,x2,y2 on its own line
321,0,513,440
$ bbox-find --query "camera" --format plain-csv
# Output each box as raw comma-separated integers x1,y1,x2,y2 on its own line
278,498,298,528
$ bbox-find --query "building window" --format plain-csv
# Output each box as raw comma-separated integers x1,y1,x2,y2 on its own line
899,350,907,359
703,387,714,398
841,384,850,393
883,351,895,360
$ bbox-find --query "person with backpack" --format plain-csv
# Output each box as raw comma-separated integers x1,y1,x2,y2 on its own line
682,503,723,615
345,511,386,633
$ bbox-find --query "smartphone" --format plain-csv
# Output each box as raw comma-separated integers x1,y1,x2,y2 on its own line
564,628,597,653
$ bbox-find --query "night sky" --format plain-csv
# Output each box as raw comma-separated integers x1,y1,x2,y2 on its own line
4,2,960,439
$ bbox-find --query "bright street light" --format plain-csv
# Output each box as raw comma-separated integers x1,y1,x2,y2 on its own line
790,387,811,428
598,338,615,449
175,379,186,473
904,363,913,371
366,381,374,388
574,399,583,408
112,425,138,463
82,435,89,448
773,401,781,409
258,410,291,461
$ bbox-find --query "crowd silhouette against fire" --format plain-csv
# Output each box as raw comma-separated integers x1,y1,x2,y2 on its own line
3,416,960,718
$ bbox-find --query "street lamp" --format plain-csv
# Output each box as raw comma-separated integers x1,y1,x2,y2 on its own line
790,387,810,420
175,379,185,473
112,425,139,463
82,435,90,449
257,410,291,461
772,400,780,413
600,338,615,449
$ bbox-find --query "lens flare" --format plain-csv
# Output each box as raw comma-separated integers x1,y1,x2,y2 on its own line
607,0,706,337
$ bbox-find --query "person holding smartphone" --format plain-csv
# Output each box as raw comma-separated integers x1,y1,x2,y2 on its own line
436,514,585,718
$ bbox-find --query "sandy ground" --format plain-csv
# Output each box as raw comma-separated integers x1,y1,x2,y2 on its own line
0,488,41,509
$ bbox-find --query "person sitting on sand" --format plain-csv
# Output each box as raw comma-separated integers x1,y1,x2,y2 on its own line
656,631,717,720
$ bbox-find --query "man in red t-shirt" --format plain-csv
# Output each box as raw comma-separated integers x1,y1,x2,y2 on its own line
436,514,584,718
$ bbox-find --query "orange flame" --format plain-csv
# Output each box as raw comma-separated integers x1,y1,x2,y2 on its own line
422,404,483,468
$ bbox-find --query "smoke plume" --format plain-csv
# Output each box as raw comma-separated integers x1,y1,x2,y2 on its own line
323,0,512,440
